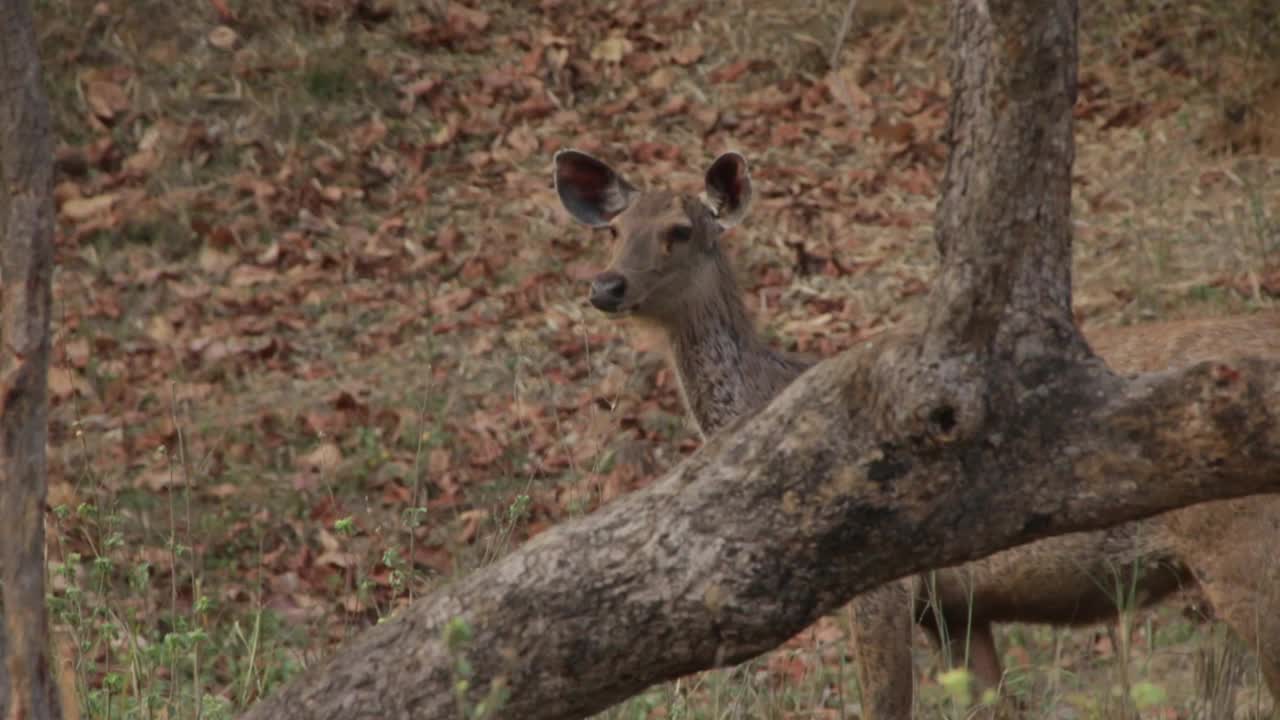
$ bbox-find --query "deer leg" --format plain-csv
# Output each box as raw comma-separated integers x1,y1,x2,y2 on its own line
1166,505,1280,707
1196,573,1280,705
964,622,1003,691
915,587,1016,719
850,581,915,720
920,614,1003,689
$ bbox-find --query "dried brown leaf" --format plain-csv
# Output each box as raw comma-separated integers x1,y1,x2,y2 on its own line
61,193,117,221
208,26,239,50
229,264,278,287
300,442,343,474
85,79,129,122
591,36,632,64
670,45,703,66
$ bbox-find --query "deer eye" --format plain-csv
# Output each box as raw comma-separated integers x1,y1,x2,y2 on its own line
606,225,619,239
665,225,692,244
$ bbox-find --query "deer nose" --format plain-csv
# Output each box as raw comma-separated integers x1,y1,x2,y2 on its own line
589,272,627,313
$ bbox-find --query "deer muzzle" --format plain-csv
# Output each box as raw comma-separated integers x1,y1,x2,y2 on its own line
589,271,627,313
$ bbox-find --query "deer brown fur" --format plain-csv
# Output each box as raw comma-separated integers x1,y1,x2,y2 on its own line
553,149,1280,718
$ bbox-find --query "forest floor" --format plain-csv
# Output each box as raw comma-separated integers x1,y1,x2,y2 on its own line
34,0,1280,717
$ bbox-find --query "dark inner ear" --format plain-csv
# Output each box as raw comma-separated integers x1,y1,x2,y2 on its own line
704,152,752,226
554,151,635,227
706,156,746,205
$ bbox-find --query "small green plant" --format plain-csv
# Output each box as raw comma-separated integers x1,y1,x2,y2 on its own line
1129,680,1167,710
443,617,509,719
481,493,530,565
938,667,976,709
304,57,354,102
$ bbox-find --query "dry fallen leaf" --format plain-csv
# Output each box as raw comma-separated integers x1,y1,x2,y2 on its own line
48,367,80,400
61,193,117,221
446,3,490,32
591,36,632,64
429,287,477,315
229,264,278,287
456,509,488,544
198,246,237,275
428,448,450,474
147,315,176,344
123,149,161,176
208,25,239,50
646,68,676,92
670,45,703,66
299,443,342,474
137,467,182,491
85,79,129,122
64,338,91,368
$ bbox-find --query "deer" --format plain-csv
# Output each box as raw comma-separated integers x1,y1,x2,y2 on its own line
553,148,1280,718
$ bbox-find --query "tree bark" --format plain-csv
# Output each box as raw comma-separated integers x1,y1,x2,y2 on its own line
240,1,1280,719
927,0,1083,363
0,1,61,719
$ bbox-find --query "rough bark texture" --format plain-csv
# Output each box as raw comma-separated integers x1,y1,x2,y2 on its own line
242,1,1280,718
916,0,1089,450
0,1,61,719
0,622,8,710
927,0,1083,362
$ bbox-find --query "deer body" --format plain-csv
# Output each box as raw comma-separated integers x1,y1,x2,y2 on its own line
553,149,1280,718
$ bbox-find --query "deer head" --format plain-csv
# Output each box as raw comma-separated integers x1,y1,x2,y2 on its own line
553,150,753,324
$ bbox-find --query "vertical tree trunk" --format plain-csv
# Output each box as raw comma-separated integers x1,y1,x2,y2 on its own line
0,1,62,718
926,0,1083,363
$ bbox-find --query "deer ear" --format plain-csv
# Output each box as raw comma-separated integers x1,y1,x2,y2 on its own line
703,152,752,228
553,150,637,227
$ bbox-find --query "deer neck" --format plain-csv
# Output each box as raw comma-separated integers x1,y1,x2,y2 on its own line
661,254,802,438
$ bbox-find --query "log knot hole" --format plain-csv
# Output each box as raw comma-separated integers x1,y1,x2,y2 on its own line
867,451,910,487
928,405,957,435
